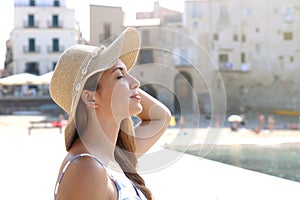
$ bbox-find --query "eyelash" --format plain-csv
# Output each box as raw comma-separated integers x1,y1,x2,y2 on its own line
117,75,124,79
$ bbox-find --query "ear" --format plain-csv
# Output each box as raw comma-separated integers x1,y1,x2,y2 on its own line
81,89,98,109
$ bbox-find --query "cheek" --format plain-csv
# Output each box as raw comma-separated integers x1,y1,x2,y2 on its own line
110,85,130,112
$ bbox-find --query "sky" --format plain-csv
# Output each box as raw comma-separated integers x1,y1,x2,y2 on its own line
0,0,184,70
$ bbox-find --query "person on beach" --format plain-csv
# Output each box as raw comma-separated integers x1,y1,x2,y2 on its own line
50,27,171,200
267,115,276,132
253,114,266,134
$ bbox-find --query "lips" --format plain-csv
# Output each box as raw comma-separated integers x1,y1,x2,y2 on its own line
130,93,141,100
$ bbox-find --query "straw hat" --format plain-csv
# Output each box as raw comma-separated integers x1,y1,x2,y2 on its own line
50,27,141,150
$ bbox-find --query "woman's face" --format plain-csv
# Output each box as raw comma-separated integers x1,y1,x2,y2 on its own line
95,59,142,122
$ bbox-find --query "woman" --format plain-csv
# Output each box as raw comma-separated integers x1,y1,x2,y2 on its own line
50,27,171,200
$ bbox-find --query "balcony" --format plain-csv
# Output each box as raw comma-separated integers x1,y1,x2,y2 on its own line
47,46,64,53
23,46,41,53
218,62,233,70
218,62,251,72
47,21,63,28
23,21,39,28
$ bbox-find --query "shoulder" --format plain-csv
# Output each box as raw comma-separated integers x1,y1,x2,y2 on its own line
57,155,116,200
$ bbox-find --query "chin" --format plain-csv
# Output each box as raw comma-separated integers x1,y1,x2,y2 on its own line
129,105,143,116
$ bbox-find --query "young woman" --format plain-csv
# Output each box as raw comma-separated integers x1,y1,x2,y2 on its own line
50,27,171,200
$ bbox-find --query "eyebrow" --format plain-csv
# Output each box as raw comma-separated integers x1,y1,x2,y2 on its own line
111,67,124,74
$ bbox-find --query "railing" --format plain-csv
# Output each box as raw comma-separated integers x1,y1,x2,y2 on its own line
23,20,39,28
23,46,41,53
218,62,233,70
218,62,251,72
47,21,63,28
47,46,64,53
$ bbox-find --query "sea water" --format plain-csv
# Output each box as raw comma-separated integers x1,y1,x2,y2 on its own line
186,143,300,182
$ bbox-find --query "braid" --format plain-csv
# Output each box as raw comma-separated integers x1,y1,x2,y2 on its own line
114,118,153,200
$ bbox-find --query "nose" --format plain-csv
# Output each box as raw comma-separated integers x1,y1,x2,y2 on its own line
129,74,140,89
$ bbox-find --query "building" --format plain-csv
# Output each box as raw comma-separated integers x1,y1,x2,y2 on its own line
9,0,81,76
88,2,214,116
132,2,225,116
90,0,300,116
89,5,124,46
130,2,195,115
184,0,300,114
4,40,13,77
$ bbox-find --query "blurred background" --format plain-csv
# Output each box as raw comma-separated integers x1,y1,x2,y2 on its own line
0,1,300,198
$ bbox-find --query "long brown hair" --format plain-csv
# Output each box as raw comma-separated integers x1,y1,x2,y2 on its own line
74,72,153,199
115,118,153,199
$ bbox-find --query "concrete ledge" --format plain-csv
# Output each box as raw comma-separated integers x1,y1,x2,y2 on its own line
141,147,300,200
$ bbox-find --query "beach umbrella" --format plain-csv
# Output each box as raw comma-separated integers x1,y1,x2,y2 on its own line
227,115,242,122
0,73,39,85
32,71,54,84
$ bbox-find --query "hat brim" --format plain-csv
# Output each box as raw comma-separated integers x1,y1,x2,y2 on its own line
64,27,141,151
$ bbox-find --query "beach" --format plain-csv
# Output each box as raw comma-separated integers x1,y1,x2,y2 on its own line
1,115,300,200
158,126,300,146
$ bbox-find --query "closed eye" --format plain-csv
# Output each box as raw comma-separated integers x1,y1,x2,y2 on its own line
117,75,124,79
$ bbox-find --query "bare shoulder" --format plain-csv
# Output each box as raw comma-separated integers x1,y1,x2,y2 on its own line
56,156,116,200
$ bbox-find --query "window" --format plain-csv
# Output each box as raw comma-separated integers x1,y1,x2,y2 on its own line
284,32,293,40
233,34,238,41
283,7,294,22
139,49,153,64
278,55,284,60
242,34,246,42
192,4,201,18
25,62,39,75
54,0,60,6
103,24,111,40
29,38,35,52
219,54,228,63
241,52,246,63
193,21,198,29
52,38,59,52
220,5,229,20
243,9,251,17
24,38,39,53
255,44,261,54
178,49,189,65
142,30,150,45
173,49,189,66
213,33,219,41
52,62,57,70
28,15,35,27
29,0,35,6
219,54,232,69
52,15,59,27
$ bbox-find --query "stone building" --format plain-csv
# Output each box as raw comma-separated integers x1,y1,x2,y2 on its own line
184,0,300,114
88,2,228,117
44,0,298,116
89,5,124,45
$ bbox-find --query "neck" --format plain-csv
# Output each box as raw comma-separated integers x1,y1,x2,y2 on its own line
78,112,122,163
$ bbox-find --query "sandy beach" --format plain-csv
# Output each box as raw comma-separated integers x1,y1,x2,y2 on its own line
158,126,300,147
2,115,300,145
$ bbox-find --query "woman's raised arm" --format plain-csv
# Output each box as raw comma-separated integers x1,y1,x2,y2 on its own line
134,89,171,155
